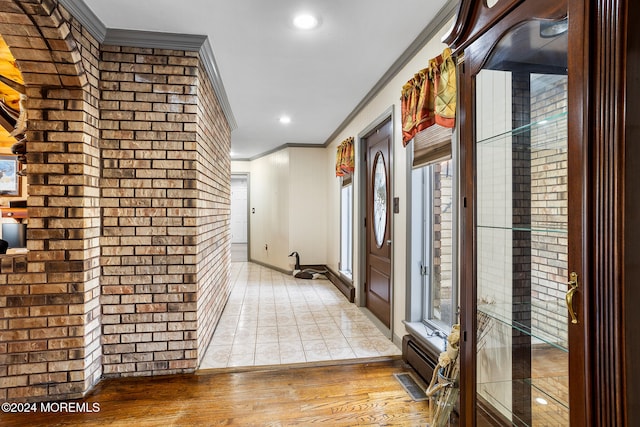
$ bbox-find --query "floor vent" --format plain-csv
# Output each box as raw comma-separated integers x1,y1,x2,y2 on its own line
393,372,428,401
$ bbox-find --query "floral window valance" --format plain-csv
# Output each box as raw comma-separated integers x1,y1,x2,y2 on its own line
335,137,355,177
401,47,456,146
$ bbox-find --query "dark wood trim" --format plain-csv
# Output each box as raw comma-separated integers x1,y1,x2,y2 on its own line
456,1,567,78
476,395,511,427
324,267,355,303
586,0,628,424
456,42,477,427
443,0,523,52
624,2,640,425
450,0,636,424
451,1,578,426
566,0,589,424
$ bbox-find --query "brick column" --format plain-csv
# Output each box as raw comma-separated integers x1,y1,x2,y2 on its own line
99,46,199,376
99,46,231,377
1,0,233,400
0,0,102,401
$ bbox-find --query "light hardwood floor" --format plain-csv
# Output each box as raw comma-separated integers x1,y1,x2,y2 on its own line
1,358,438,427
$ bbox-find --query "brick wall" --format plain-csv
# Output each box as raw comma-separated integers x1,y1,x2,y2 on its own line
99,46,230,377
195,59,232,362
0,0,232,401
64,1,103,397
0,0,102,401
530,74,568,346
432,159,454,325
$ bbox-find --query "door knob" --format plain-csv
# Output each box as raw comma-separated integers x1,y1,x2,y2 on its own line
566,272,579,324
386,240,392,246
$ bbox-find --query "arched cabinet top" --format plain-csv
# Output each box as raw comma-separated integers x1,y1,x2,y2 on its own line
443,0,567,57
443,0,523,51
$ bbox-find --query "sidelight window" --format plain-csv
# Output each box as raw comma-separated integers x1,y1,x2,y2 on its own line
423,159,455,330
340,176,353,278
409,152,457,335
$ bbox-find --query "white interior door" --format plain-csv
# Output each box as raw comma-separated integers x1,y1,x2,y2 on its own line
230,176,248,243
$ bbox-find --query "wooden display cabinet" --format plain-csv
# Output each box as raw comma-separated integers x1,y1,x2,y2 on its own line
445,0,640,425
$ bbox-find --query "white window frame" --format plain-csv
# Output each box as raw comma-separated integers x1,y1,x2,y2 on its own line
339,179,353,279
407,148,458,336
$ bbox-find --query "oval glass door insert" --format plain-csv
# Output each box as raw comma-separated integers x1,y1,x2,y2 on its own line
373,151,387,248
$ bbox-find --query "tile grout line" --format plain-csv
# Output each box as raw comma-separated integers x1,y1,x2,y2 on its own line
200,262,400,369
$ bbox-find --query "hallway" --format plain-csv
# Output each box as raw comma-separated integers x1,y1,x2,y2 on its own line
200,262,401,369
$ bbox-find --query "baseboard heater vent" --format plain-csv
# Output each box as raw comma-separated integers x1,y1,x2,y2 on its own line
393,373,428,401
402,334,438,384
403,334,460,418
317,266,355,302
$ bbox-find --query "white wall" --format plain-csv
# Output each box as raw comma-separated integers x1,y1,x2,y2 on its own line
325,20,454,342
231,161,250,174
231,146,327,272
288,147,327,266
245,149,290,270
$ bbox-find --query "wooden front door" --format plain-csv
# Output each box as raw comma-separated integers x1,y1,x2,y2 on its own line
364,118,392,328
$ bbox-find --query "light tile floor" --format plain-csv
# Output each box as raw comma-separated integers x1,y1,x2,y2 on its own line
200,262,401,369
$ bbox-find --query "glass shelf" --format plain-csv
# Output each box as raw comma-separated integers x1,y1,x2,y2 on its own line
477,224,567,234
526,376,569,410
477,377,569,426
471,13,572,426
476,111,568,147
478,303,569,352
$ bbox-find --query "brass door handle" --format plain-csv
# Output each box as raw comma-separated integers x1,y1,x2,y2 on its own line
566,272,579,324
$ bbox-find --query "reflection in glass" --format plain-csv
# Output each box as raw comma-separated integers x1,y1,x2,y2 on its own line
429,159,454,328
373,152,387,248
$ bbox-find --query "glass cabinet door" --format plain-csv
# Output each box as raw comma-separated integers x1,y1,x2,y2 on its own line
474,18,569,426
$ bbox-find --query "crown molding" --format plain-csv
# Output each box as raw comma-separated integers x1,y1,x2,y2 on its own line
58,0,107,41
57,0,236,130
199,40,237,130
248,142,325,161
103,29,206,51
228,142,325,162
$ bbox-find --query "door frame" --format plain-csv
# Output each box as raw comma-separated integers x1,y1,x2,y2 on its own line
357,106,395,338
230,172,251,259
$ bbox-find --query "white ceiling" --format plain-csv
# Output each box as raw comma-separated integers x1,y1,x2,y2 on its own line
82,0,449,159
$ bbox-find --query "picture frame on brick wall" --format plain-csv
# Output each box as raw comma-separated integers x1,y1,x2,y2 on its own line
0,155,20,196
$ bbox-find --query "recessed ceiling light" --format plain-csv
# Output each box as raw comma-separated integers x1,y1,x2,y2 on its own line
293,13,319,30
535,397,548,405
279,115,291,124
